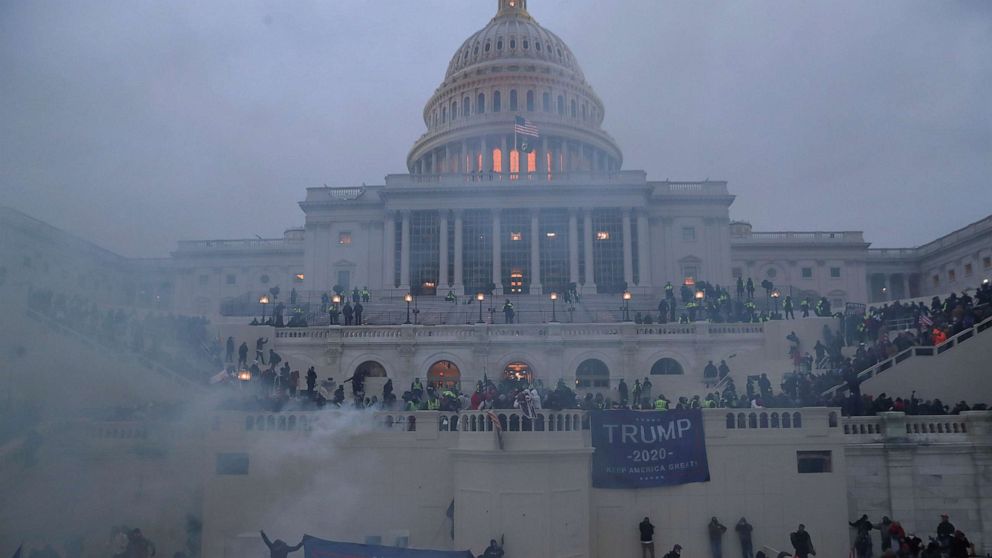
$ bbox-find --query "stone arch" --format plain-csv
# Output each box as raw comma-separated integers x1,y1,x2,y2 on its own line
427,360,461,389
575,358,609,389
649,357,684,376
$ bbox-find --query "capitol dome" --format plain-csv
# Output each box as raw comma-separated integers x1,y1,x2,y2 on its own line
407,0,623,177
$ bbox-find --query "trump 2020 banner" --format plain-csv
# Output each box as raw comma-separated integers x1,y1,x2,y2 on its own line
590,409,710,489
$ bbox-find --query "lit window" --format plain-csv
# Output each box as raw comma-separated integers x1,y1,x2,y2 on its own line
509,150,520,174
596,231,610,240
830,267,841,278
294,273,305,282
802,267,813,279
492,148,502,172
527,151,536,173
510,232,523,241
682,227,696,241
797,451,832,474
546,232,557,238
339,232,352,245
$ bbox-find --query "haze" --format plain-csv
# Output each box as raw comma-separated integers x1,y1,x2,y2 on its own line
1,0,990,257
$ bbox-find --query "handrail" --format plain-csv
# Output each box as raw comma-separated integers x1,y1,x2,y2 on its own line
822,315,992,398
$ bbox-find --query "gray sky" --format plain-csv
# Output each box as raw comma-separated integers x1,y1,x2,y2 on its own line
2,0,990,257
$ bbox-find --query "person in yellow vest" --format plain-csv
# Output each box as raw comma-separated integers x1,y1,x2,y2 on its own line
654,395,669,411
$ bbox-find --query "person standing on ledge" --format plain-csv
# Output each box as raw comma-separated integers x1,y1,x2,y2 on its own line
735,517,754,558
639,517,656,558
260,530,302,558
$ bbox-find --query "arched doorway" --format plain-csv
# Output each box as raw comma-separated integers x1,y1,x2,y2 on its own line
503,361,533,386
428,360,461,389
575,359,609,388
352,360,387,397
650,358,684,375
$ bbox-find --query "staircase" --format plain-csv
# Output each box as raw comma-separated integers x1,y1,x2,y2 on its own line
822,315,992,399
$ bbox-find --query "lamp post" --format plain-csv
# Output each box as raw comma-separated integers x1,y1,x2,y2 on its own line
476,292,485,324
771,289,781,318
259,295,270,323
404,293,413,324
622,290,632,322
550,292,558,322
694,290,704,322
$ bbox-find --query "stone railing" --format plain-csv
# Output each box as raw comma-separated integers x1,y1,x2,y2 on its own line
174,238,302,252
822,315,992,398
273,321,766,343
841,411,990,444
731,231,865,243
385,170,646,188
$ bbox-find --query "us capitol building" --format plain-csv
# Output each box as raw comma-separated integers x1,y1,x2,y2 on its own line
1,1,991,557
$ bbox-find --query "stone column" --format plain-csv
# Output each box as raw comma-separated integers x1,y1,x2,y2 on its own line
431,150,438,175
439,211,449,288
583,209,597,292
636,209,651,287
622,208,634,287
383,213,396,289
501,135,508,175
568,209,580,285
530,209,542,294
453,210,464,294
883,274,892,301
483,136,492,173
539,136,548,175
880,412,917,533
492,210,502,295
965,412,992,550
400,210,411,291
461,140,468,174
902,274,911,300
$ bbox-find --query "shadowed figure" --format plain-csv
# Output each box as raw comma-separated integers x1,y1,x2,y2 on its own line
261,530,303,558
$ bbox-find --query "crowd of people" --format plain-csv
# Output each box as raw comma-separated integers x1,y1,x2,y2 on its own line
27,288,222,382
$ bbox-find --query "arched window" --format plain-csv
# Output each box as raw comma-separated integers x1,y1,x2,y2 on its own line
463,97,470,117
523,39,529,50
726,413,735,429
509,90,518,111
510,38,516,49
771,413,780,428
793,412,802,428
492,148,502,173
451,101,457,120
485,41,491,53
582,102,587,120
576,359,609,388
557,95,565,115
759,413,769,428
543,92,551,112
509,150,520,174
477,93,486,114
428,360,461,389
527,151,537,173
442,106,447,123
782,413,792,428
748,413,758,428
527,91,535,111
650,358,684,375
570,99,576,117
497,39,503,50
536,42,542,52
355,360,387,379
493,90,501,113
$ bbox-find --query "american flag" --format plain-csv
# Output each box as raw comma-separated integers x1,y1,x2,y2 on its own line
919,314,933,327
485,410,504,450
514,116,539,138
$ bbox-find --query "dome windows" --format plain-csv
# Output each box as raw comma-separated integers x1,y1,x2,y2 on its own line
442,106,447,123
523,39,529,50
493,90,501,113
451,101,457,120
497,39,503,50
509,90,518,111
543,92,551,112
557,95,565,115
570,99,576,118
477,93,486,114
510,38,516,49
526,90,535,112
485,41,491,53
463,97,470,117
535,42,542,52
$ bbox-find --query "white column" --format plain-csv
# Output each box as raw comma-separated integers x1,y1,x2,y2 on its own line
568,209,579,285
492,210,502,294
902,274,911,299
622,208,634,288
483,137,492,173
431,150,438,175
530,209,542,294
636,209,651,287
439,211,449,288
453,210,464,293
400,210,411,291
383,213,396,289
501,135,509,175
583,209,597,292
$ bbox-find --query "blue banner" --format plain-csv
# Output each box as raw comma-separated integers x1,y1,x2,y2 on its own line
590,409,710,489
302,535,474,558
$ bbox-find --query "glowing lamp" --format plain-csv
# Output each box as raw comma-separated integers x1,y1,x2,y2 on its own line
771,290,781,299
622,291,632,301
695,290,705,300
476,292,485,302
332,294,341,304
683,277,695,287
259,295,270,305
550,292,558,301
237,370,252,382
404,293,414,303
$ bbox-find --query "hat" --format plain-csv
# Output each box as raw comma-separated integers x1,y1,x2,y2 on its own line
674,545,682,550
941,513,949,518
